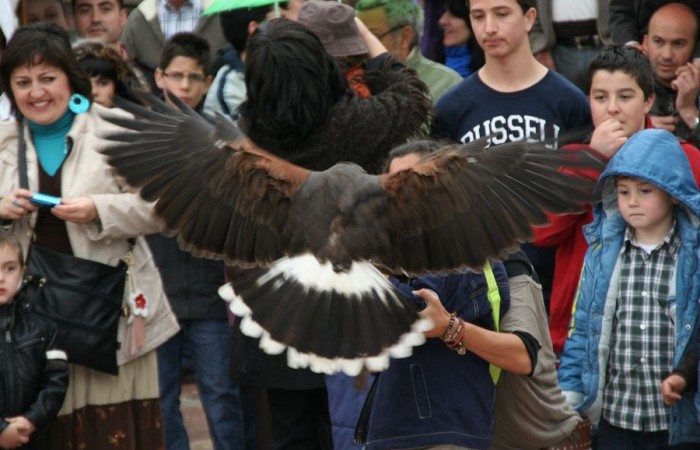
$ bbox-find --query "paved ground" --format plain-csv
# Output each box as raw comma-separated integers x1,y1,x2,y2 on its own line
181,376,214,450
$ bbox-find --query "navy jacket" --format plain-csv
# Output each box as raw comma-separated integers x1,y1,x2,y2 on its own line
364,264,510,450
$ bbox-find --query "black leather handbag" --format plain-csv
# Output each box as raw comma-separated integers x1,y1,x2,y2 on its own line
24,245,126,375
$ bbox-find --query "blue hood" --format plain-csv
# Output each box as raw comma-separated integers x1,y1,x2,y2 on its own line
595,129,700,219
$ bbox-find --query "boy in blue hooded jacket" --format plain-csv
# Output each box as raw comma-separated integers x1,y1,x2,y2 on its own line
558,128,700,448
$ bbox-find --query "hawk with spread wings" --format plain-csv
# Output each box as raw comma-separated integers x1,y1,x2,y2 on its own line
99,96,603,375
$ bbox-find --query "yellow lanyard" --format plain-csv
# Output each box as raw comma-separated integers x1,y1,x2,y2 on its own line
483,261,502,384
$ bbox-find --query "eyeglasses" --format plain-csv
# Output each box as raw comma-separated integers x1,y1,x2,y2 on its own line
376,25,405,40
162,71,206,84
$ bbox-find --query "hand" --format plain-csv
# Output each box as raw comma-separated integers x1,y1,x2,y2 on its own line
672,63,700,127
650,115,679,132
414,288,449,338
4,417,33,436
589,118,628,158
0,189,37,220
51,196,97,224
0,417,34,449
354,16,388,58
661,373,687,406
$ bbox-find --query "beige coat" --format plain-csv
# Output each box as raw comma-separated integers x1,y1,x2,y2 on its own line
0,105,179,367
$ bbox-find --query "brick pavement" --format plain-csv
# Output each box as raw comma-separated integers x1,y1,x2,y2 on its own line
181,378,214,450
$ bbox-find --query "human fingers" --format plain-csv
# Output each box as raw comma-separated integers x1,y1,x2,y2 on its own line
51,197,96,224
650,115,677,132
0,190,36,219
415,289,447,338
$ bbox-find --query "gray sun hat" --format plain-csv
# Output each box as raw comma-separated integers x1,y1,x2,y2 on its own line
297,0,368,58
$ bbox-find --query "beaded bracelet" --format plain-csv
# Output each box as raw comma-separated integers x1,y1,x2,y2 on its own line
441,314,467,355
444,317,463,344
445,320,467,355
441,312,458,342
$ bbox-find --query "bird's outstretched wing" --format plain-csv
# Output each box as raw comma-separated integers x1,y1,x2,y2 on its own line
369,140,604,273
98,95,603,376
102,94,309,266
99,96,433,375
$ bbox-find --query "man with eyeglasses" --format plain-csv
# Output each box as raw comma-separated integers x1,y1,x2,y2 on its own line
356,0,462,103
155,32,213,110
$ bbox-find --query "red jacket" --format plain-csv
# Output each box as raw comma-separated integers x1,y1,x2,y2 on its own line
533,116,700,353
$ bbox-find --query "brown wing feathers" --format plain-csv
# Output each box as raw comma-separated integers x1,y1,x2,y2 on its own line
378,140,602,274
102,95,602,275
103,95,309,265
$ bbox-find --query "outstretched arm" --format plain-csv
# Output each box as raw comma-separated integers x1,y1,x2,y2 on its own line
416,288,533,375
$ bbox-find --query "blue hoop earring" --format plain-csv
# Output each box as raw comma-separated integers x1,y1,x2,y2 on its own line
68,93,90,114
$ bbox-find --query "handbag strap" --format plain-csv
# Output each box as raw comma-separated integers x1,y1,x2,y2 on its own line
17,119,29,190
353,372,380,445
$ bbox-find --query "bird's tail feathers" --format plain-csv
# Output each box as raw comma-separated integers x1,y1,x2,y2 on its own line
220,255,432,375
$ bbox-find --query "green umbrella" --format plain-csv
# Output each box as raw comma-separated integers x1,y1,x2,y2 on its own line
201,0,287,16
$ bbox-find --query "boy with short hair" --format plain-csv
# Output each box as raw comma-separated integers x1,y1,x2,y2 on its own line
434,0,591,146
433,0,592,312
557,128,700,448
0,234,68,449
155,32,213,111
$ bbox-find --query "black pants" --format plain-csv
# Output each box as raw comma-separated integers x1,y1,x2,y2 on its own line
266,387,333,450
597,417,698,450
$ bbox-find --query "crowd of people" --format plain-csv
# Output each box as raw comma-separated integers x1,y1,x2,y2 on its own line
1,0,700,449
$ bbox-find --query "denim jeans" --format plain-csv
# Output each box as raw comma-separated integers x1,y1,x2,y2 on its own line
597,417,697,450
157,319,245,450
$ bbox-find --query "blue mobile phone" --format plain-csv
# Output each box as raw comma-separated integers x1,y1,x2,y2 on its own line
30,193,61,208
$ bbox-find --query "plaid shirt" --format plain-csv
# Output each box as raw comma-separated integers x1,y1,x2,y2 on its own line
158,0,202,41
602,223,680,432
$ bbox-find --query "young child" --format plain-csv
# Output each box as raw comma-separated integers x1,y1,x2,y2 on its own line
155,32,213,111
557,129,700,448
73,40,147,108
534,44,700,354
0,235,68,449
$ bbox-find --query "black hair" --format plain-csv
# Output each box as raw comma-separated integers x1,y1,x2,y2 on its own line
442,0,484,73
238,18,348,149
0,22,93,115
74,40,148,103
383,140,441,172
71,0,124,12
586,45,654,99
159,32,212,76
465,0,535,14
219,6,272,54
80,57,118,83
